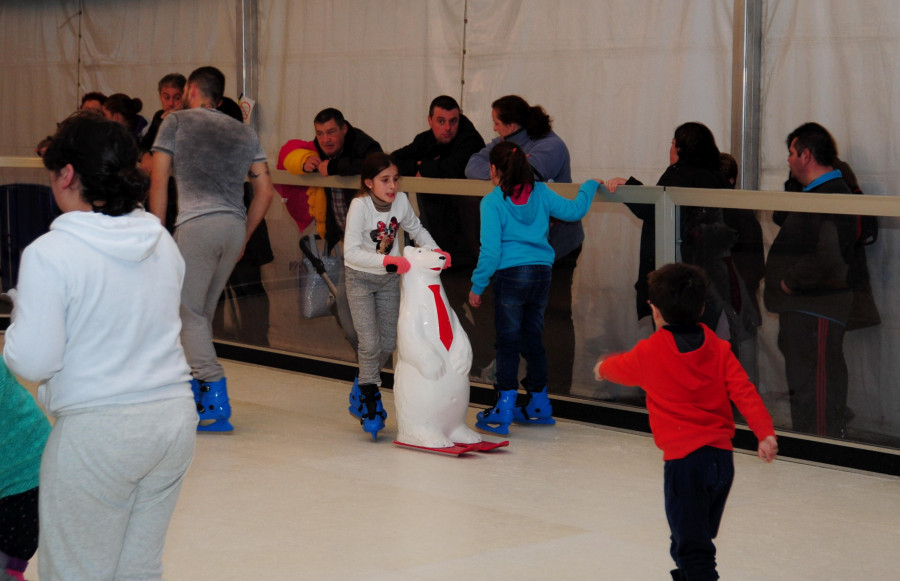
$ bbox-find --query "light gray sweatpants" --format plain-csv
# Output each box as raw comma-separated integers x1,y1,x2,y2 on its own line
345,267,400,386
38,397,197,581
175,213,246,382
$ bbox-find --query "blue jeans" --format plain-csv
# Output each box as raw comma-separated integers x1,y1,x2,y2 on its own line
492,265,552,391
664,446,734,581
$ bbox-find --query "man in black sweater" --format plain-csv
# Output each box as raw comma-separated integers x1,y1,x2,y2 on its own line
393,96,485,267
764,122,857,438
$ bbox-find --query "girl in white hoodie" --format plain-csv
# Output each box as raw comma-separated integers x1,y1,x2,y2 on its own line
3,112,196,581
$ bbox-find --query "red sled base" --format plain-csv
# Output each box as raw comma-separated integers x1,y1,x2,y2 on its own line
393,439,509,456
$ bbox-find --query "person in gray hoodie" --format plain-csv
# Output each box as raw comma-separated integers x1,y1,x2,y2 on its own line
4,112,196,581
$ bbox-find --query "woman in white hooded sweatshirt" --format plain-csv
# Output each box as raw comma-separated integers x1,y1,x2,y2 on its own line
3,112,196,581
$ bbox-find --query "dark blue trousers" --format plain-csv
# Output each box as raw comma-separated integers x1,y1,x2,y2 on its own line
664,446,734,580
777,310,848,437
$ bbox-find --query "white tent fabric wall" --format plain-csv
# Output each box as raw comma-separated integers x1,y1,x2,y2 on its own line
760,0,900,195
258,0,466,157
0,0,80,158
3,0,900,439
77,0,239,111
461,0,735,181
0,0,238,159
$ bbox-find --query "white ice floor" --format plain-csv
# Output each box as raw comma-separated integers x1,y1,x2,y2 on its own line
21,358,900,580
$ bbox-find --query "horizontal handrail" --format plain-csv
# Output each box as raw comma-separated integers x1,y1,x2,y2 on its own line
665,186,900,217
3,156,899,217
0,156,44,169
274,170,900,217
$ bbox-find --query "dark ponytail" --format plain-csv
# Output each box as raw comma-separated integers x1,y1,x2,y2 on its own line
40,112,148,216
103,93,143,132
489,140,534,198
492,95,552,140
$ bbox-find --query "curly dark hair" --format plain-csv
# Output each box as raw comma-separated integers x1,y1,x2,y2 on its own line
40,112,148,216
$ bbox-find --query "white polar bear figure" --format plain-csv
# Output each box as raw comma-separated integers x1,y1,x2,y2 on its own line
394,246,482,449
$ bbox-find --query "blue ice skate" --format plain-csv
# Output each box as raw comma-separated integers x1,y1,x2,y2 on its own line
475,389,517,435
357,383,386,440
197,377,234,432
348,376,363,419
513,386,556,425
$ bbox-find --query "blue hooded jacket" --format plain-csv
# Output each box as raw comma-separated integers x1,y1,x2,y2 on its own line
471,180,598,295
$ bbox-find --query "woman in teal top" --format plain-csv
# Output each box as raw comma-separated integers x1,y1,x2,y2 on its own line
0,358,50,580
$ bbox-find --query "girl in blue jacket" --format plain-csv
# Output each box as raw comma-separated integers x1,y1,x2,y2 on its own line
468,141,601,434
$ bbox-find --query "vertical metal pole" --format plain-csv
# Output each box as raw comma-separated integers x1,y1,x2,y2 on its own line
77,0,84,109
731,0,762,190
656,191,677,266
236,0,259,127
460,0,469,112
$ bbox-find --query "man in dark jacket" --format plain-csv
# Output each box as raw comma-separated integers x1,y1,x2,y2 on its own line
300,108,382,249
393,96,485,267
393,95,484,179
764,122,857,438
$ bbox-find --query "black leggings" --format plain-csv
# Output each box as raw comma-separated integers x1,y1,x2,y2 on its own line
0,487,39,560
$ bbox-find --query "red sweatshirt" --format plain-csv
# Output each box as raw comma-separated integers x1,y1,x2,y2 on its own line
599,325,774,460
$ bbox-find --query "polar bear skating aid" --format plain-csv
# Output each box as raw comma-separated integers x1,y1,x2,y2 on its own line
392,246,485,451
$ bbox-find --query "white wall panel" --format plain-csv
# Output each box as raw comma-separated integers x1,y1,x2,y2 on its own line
257,0,466,156
0,0,80,157
462,0,734,181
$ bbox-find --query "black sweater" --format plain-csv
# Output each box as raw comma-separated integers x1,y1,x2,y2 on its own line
764,176,855,323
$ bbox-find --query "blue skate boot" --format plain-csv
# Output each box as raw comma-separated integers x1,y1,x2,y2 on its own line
475,389,517,435
348,376,363,419
197,377,234,432
513,386,556,425
357,383,386,440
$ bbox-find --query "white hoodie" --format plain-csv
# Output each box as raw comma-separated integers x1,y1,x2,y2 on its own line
3,209,192,416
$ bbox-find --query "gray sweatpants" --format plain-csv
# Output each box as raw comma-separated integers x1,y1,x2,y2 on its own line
38,397,196,581
175,213,246,382
345,267,400,386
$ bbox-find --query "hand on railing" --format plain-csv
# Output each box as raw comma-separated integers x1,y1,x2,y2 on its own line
605,177,628,193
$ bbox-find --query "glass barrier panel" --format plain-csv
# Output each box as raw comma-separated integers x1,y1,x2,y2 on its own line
7,158,900,453
674,202,897,448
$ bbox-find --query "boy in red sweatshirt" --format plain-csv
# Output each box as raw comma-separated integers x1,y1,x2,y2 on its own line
594,263,778,581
